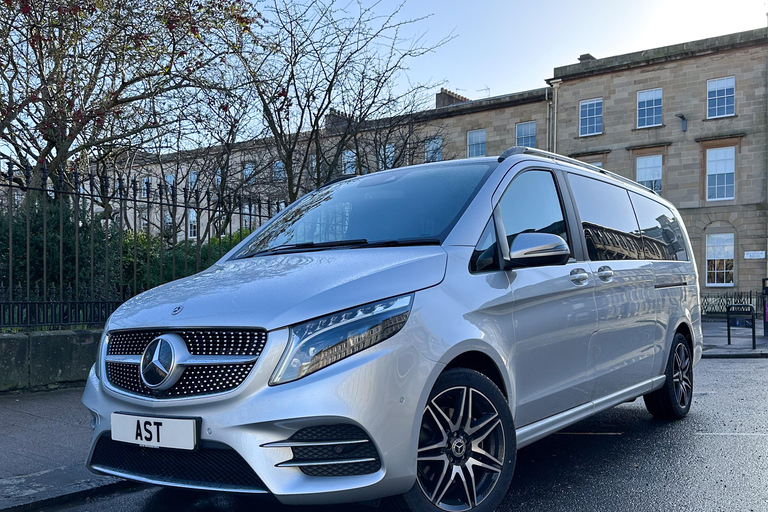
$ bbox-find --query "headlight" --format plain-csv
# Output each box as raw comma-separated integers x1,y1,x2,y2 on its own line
270,294,413,385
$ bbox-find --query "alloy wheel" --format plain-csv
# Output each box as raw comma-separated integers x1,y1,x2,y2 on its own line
415,386,505,511
672,342,692,408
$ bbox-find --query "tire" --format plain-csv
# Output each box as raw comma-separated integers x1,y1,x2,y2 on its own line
389,368,516,512
644,332,693,420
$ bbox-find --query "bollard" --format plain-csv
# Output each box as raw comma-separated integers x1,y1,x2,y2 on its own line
727,303,756,350
763,278,768,338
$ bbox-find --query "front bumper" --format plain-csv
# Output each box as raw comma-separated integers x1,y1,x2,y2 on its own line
82,327,436,505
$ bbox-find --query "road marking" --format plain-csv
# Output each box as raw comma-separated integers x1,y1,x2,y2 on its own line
694,433,768,436
556,432,623,436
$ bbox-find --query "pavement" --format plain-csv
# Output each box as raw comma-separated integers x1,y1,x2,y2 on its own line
0,320,766,511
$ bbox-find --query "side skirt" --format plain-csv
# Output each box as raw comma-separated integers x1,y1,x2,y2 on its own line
515,375,666,449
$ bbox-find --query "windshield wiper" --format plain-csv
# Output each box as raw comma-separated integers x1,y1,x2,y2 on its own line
244,239,369,257
355,238,442,248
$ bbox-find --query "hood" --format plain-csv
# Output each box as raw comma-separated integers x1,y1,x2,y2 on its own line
108,246,447,332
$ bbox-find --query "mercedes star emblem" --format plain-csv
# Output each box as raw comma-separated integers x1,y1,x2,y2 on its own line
140,337,175,389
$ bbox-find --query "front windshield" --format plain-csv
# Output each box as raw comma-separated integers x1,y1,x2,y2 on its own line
234,160,497,258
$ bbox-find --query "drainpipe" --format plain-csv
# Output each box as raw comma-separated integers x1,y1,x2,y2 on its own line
545,88,550,151
550,79,562,154
764,48,768,283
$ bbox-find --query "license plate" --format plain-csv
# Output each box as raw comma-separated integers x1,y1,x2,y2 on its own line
111,413,197,450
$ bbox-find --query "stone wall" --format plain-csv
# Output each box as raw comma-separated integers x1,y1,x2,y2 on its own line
0,330,101,392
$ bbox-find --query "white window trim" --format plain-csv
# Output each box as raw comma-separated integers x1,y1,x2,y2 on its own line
467,129,486,158
705,146,736,201
515,121,536,147
705,233,735,287
636,154,663,193
579,98,603,137
706,76,736,120
636,88,663,129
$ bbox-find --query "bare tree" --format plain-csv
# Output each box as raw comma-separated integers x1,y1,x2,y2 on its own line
228,0,449,202
0,0,259,186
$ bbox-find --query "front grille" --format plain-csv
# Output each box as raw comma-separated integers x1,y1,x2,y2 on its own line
286,424,382,477
105,328,266,399
90,434,266,491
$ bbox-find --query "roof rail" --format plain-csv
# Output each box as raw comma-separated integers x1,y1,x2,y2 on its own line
498,146,658,196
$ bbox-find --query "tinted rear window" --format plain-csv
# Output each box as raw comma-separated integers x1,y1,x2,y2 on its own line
630,192,689,261
568,173,644,261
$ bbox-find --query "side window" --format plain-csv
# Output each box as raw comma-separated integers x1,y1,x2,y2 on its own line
498,170,569,251
629,192,689,261
568,173,643,261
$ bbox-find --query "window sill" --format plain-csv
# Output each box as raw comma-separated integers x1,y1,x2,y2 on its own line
578,132,603,138
705,283,735,288
632,124,665,132
702,114,737,122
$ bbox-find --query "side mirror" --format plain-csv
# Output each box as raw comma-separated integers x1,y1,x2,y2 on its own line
492,207,570,270
507,233,570,268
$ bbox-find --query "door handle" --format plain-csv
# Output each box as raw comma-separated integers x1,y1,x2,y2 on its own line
597,266,614,282
570,268,589,285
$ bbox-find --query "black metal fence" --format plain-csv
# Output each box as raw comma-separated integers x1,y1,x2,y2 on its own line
0,161,285,329
701,291,765,319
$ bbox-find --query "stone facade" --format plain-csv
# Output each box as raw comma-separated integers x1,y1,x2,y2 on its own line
414,88,550,163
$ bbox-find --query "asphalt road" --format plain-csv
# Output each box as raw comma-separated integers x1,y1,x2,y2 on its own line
41,359,768,512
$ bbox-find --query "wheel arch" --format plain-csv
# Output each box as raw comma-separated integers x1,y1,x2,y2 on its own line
444,350,508,399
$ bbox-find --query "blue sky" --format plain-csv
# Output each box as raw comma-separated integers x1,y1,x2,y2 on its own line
378,0,768,101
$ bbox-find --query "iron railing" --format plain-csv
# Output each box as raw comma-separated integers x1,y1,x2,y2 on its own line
701,291,765,319
0,161,286,329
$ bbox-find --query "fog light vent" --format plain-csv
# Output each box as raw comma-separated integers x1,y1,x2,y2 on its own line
265,424,382,477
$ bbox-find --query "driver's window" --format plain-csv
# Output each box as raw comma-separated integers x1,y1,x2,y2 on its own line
498,170,570,250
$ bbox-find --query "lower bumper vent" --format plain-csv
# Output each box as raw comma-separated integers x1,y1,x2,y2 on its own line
90,434,266,492
267,424,381,477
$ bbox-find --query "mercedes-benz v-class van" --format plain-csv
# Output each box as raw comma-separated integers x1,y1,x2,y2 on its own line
83,147,702,512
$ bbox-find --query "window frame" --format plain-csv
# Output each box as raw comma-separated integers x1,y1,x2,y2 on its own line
579,98,603,137
467,129,486,158
425,136,443,163
706,76,736,119
705,232,735,287
635,154,663,194
273,161,286,182
342,150,356,175
515,121,536,147
637,88,663,128
705,146,736,202
141,176,151,198
187,209,198,239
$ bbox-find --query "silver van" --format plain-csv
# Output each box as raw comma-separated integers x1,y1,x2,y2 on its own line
83,147,702,511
